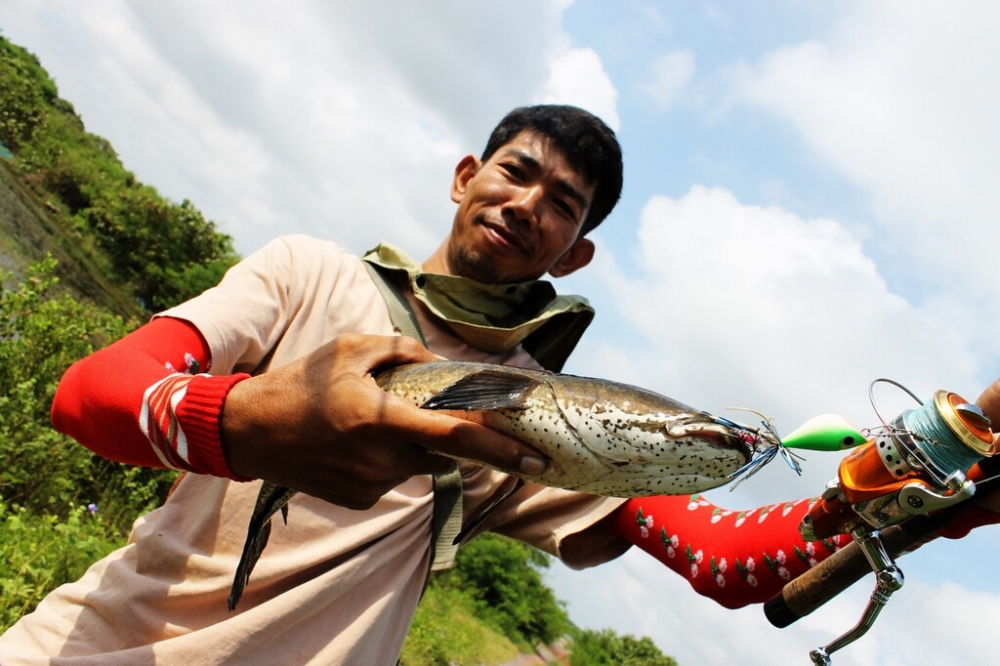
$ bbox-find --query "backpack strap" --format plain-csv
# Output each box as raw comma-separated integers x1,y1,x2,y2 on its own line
362,261,462,572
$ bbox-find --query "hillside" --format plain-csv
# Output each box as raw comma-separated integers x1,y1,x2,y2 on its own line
0,36,237,314
0,157,142,316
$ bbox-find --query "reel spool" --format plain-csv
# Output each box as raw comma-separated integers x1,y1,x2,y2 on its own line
801,387,994,542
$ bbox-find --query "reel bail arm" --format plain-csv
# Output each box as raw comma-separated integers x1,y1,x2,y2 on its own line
807,526,904,665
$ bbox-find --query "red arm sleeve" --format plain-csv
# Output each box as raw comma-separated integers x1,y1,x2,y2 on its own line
614,494,851,609
51,316,250,480
614,492,1000,609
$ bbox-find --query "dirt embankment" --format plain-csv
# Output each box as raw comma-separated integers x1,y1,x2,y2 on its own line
0,159,142,318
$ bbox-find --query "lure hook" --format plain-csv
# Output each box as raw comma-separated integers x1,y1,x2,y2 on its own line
717,407,804,490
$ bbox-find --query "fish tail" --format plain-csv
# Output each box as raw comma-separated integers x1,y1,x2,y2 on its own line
228,517,274,611
228,483,296,611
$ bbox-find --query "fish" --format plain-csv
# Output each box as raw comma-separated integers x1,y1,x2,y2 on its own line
227,361,779,610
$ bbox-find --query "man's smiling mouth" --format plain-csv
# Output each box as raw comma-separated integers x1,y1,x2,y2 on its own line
482,220,531,255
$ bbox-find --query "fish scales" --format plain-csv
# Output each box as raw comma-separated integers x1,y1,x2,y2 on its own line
228,360,759,610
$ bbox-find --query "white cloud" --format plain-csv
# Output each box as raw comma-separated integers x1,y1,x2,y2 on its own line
602,186,978,419
731,0,1000,360
564,186,984,512
538,47,621,131
641,50,695,109
0,0,585,259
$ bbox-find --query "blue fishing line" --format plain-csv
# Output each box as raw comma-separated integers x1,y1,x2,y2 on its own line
901,400,981,476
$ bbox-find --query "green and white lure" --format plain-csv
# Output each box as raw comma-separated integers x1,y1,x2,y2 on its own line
723,410,868,489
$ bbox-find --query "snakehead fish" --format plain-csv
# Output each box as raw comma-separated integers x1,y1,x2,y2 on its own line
228,361,776,610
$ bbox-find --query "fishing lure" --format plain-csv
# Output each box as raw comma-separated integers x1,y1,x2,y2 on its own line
722,410,868,489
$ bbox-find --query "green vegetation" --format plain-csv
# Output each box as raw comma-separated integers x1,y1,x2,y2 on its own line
1,34,223,630
403,533,572,663
402,534,677,665
435,532,573,647
402,582,522,665
569,628,678,666
0,36,237,313
0,502,123,628
0,258,177,630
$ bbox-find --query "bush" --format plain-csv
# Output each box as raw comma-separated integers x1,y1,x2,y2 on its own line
0,39,51,150
0,500,124,631
0,255,178,517
401,584,521,666
430,533,572,648
569,628,678,666
0,257,178,628
0,256,174,516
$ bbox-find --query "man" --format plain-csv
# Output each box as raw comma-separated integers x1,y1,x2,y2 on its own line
2,104,998,664
0,105,630,665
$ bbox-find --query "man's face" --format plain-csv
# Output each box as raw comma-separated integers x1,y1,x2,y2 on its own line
445,130,597,284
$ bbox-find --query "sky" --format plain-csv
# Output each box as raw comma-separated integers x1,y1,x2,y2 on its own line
2,1,999,664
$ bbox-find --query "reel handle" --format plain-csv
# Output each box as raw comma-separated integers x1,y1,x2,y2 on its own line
765,455,1000,628
763,523,921,628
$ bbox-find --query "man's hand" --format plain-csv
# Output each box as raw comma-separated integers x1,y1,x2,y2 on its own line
220,334,547,509
973,378,1000,512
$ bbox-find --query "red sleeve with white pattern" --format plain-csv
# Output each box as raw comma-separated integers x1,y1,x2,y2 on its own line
51,316,250,480
615,494,851,609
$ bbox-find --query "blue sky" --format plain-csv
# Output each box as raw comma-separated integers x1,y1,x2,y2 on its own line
2,2,999,663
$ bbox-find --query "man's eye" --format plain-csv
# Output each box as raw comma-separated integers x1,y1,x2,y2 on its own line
503,164,526,181
552,199,577,220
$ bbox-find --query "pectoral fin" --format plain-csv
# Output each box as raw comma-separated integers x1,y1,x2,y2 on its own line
421,369,541,411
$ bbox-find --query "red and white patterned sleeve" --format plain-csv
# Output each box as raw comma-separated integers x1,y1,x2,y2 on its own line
614,469,1000,608
614,494,851,608
51,316,250,480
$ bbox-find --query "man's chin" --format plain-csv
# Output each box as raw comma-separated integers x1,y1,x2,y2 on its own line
448,248,502,283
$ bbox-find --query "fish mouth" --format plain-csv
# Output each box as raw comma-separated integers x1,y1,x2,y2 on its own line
709,426,755,463
666,419,752,458
725,428,756,464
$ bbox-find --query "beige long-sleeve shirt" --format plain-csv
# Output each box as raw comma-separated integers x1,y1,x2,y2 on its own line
0,236,626,665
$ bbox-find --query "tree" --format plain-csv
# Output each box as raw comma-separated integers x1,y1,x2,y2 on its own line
570,628,678,666
432,533,572,646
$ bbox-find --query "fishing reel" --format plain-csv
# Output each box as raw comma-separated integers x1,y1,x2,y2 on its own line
764,380,997,665
802,385,994,543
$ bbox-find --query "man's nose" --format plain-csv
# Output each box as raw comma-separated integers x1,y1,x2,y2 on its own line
505,185,543,226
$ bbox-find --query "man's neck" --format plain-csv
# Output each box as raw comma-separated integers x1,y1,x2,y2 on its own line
421,240,452,276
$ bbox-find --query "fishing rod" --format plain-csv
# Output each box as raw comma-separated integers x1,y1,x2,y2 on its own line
762,379,998,665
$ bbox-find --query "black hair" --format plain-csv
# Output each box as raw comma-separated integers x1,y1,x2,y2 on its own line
481,105,623,236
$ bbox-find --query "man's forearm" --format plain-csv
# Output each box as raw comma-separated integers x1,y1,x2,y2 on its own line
51,316,249,479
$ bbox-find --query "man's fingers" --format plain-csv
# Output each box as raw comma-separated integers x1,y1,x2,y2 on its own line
345,361,549,477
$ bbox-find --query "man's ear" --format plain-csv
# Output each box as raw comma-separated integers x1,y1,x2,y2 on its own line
549,238,595,278
451,154,480,203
